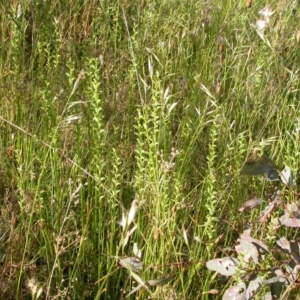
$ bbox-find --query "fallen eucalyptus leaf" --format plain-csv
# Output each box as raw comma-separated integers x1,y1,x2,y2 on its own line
280,166,293,186
270,278,284,298
255,199,283,223
206,257,239,276
246,276,262,300
276,237,290,253
119,257,143,273
238,198,265,212
240,238,259,263
148,274,172,286
240,232,269,253
222,282,246,300
256,202,276,223
279,215,300,228
290,241,300,263
285,202,300,218
262,276,282,284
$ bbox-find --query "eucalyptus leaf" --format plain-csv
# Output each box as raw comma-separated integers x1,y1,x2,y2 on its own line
238,198,265,212
290,241,300,264
119,257,143,273
241,155,277,176
256,201,278,223
148,274,172,286
240,232,269,253
270,280,284,299
280,166,293,186
240,238,259,263
246,276,262,300
280,216,300,228
276,237,291,253
206,257,239,276
222,282,246,300
286,202,300,217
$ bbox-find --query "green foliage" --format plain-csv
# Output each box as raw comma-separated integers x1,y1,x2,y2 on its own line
0,0,300,299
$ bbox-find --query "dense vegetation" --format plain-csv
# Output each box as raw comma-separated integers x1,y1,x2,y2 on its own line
0,1,300,299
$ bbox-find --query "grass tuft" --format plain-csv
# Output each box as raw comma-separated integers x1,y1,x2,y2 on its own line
1,1,300,299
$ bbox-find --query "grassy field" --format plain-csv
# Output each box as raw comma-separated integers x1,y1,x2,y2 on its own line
0,0,300,299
